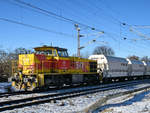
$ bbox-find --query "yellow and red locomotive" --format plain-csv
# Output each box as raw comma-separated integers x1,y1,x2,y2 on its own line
11,46,99,91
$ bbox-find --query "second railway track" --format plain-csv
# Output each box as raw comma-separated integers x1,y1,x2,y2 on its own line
0,79,150,112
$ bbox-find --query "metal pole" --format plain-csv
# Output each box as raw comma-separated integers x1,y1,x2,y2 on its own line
77,28,80,57
75,24,81,57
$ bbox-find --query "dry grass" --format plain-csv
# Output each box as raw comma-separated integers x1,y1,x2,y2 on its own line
101,108,115,113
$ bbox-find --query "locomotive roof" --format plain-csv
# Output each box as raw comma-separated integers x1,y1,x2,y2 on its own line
34,46,67,51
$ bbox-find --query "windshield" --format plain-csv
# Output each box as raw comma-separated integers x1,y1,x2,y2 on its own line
57,50,68,57
35,50,53,55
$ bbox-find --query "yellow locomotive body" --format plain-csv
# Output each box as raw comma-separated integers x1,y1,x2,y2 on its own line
11,46,98,91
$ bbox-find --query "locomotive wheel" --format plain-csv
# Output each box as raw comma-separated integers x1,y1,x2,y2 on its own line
27,82,37,91
12,81,26,91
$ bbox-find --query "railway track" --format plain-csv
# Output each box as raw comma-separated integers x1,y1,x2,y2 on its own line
0,80,150,112
0,80,147,98
0,79,148,98
0,84,84,98
0,88,54,98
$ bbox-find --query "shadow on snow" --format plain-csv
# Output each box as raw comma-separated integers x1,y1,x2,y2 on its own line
94,89,150,113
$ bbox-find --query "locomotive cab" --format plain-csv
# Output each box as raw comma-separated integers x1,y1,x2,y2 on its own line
34,45,69,58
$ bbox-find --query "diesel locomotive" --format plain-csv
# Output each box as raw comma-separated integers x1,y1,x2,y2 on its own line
10,46,99,91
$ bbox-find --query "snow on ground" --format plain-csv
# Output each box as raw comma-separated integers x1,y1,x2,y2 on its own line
1,81,150,113
0,82,11,93
95,89,150,113
0,80,149,102
0,81,137,102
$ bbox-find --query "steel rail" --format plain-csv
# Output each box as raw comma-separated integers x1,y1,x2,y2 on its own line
0,80,149,112
0,79,149,98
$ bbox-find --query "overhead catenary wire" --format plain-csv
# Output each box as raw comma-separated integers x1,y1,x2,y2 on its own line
95,0,124,24
85,0,122,26
41,0,93,30
6,0,94,36
88,0,132,28
11,0,131,41
21,1,150,56
66,0,130,43
13,0,104,32
5,0,66,22
130,27,150,40
65,0,120,32
51,0,125,44
105,30,150,53
0,17,74,37
3,0,150,57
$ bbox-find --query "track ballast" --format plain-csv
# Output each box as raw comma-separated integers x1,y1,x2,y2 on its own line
0,79,150,112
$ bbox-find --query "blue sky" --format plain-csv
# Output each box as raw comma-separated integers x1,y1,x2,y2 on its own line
0,0,150,58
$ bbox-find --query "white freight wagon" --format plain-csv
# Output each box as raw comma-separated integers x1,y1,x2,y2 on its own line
143,61,150,75
89,55,129,78
126,59,145,76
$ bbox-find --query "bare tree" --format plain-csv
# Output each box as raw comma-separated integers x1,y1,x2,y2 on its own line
14,47,30,54
127,55,139,60
0,47,32,81
13,48,32,60
141,56,150,63
0,49,11,81
93,46,115,56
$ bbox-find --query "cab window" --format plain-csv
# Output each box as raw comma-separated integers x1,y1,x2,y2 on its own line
57,50,68,57
36,50,53,55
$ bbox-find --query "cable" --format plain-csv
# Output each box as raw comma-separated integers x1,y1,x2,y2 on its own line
65,0,129,42
88,0,132,28
42,0,92,30
5,0,65,22
13,0,103,32
85,0,122,25
57,0,123,42
5,0,150,56
96,0,123,23
0,17,74,37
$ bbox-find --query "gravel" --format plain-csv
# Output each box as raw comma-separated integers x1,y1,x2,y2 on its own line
1,81,150,113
